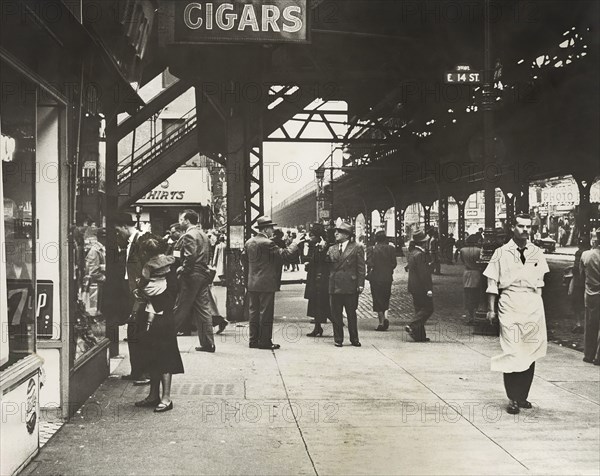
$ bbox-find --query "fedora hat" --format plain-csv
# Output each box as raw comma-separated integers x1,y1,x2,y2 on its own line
255,216,277,228
412,230,428,243
335,222,353,235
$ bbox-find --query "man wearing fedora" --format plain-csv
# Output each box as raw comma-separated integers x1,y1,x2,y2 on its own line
327,221,366,347
405,230,434,342
243,216,302,350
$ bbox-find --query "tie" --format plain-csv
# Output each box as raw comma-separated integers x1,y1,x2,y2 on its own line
517,247,527,265
339,244,343,254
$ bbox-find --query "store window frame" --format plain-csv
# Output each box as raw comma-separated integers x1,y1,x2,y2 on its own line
0,49,70,397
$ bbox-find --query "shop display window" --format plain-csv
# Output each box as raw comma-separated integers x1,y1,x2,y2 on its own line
1,64,37,370
72,117,107,361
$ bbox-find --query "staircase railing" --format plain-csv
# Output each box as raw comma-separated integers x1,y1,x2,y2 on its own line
117,107,197,186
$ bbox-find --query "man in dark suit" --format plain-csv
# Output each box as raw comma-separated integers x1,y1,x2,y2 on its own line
114,213,150,385
405,230,434,342
327,222,366,347
243,216,301,350
173,210,216,352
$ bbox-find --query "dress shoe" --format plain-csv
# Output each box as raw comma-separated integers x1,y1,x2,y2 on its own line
583,357,594,363
216,320,229,335
133,378,151,386
375,325,384,331
351,341,361,347
334,342,343,347
382,319,389,331
506,400,520,414
121,374,136,381
258,343,281,350
195,346,216,353
135,397,160,407
593,359,600,366
249,343,259,349
307,327,324,337
517,400,532,409
154,401,173,413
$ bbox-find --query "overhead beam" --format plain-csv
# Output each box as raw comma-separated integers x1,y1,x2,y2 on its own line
115,78,194,141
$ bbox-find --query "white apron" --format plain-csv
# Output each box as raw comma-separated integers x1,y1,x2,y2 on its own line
484,240,549,373
492,286,547,373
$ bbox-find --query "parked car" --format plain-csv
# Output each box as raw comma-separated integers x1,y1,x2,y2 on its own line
533,236,556,253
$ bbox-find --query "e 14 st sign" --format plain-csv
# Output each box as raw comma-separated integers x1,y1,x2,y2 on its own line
169,0,308,44
444,64,481,84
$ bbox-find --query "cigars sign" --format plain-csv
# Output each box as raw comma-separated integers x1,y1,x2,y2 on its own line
161,1,308,44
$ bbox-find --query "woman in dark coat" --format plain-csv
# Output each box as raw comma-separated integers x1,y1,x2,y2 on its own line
133,235,184,413
367,230,397,331
304,223,331,337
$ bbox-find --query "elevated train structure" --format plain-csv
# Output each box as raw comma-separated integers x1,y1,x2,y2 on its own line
108,0,599,321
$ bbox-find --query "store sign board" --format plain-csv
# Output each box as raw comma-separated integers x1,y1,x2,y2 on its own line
6,280,53,339
165,1,308,44
137,168,211,205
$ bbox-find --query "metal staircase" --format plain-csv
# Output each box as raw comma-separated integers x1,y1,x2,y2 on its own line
117,87,318,210
117,108,208,209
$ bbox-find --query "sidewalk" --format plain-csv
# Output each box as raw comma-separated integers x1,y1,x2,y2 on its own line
23,263,599,476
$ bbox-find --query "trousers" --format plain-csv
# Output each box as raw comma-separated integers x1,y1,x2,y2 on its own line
173,273,214,349
409,291,434,341
584,293,600,361
503,362,535,401
330,293,359,344
248,291,275,347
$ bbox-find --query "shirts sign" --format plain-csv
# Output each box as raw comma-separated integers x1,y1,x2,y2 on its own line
165,0,308,44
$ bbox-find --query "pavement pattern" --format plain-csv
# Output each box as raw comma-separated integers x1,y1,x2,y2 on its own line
23,257,599,476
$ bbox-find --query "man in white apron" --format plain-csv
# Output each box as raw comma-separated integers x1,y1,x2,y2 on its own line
484,214,549,415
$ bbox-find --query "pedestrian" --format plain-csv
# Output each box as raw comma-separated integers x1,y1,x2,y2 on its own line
243,216,302,350
304,223,331,337
427,228,441,275
114,212,150,386
327,221,366,347
290,233,299,271
580,227,600,365
459,234,482,325
483,214,550,414
366,230,397,331
405,230,433,342
133,235,183,413
570,238,590,333
173,209,216,353
446,233,456,264
212,235,226,283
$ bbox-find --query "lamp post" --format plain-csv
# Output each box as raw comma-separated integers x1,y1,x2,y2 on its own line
135,205,142,231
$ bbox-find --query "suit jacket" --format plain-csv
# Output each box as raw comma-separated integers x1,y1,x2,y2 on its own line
327,241,366,294
243,233,298,293
406,247,432,295
366,243,397,282
180,226,210,277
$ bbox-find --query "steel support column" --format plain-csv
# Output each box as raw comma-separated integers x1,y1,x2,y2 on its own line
515,183,529,215
423,204,431,230
225,104,249,322
504,191,516,228
395,207,405,255
455,199,466,241
439,197,449,237
104,116,120,357
246,144,264,237
574,175,593,239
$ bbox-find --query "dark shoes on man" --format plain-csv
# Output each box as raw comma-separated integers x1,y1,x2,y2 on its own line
405,325,430,342
195,346,216,353
376,319,390,331
216,320,229,335
249,342,281,350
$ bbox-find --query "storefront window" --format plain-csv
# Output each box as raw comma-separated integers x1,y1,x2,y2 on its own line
1,63,37,369
73,116,107,361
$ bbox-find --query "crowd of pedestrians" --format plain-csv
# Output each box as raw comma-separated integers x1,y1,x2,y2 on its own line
97,209,599,417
